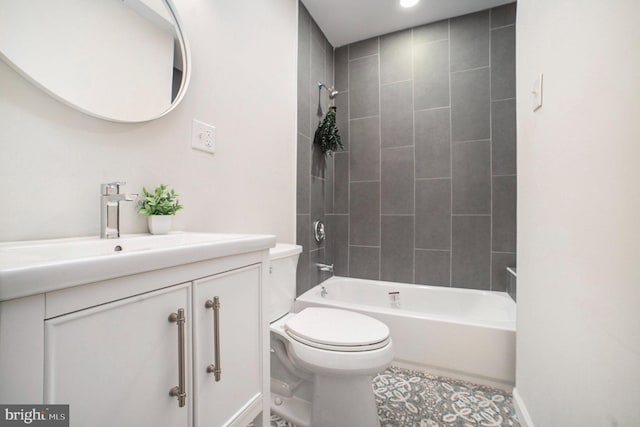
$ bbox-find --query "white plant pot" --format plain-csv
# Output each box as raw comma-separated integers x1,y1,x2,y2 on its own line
147,215,172,235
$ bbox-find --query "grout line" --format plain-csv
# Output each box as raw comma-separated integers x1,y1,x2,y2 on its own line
414,105,450,113
350,179,382,184
412,37,449,47
493,174,517,177
453,138,491,144
450,65,490,75
416,176,451,181
448,18,453,289
346,43,351,277
411,26,417,285
348,52,378,62
489,14,494,291
350,114,380,121
380,78,413,87
492,97,516,102
381,214,415,217
377,35,382,281
383,144,415,150
350,244,381,249
452,214,491,217
491,23,515,31
493,251,517,255
416,248,450,252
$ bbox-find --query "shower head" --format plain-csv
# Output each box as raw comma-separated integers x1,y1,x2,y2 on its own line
318,81,340,99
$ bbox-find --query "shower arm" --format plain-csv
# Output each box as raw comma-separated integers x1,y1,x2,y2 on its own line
317,81,339,117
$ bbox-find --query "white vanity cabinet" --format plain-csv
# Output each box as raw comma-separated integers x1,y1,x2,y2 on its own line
192,265,262,427
44,283,192,427
0,237,273,427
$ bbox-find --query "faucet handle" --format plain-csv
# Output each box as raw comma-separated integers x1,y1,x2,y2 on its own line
101,181,126,195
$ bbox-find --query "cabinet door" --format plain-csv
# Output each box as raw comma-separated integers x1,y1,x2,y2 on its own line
193,265,262,427
44,283,191,427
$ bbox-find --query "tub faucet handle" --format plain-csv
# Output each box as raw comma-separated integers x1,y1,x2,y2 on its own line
316,263,334,273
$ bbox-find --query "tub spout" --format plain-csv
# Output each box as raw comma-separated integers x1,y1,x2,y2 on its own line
316,263,334,273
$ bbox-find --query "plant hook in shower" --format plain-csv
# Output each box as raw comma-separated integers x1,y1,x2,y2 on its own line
314,82,343,156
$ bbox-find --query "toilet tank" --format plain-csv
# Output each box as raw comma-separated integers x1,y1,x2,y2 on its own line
268,243,302,322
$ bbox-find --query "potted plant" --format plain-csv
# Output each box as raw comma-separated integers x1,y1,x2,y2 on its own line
137,184,183,235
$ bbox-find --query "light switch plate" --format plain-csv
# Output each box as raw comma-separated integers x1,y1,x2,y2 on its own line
532,73,543,112
192,119,216,154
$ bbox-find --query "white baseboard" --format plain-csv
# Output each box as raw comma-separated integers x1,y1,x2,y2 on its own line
512,387,535,427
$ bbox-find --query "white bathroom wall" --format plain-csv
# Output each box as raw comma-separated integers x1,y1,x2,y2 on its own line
0,0,297,243
516,0,640,425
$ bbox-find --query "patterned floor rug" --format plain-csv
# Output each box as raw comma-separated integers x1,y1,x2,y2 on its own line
271,365,520,427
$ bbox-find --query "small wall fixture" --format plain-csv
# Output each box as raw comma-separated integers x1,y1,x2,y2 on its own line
400,0,420,8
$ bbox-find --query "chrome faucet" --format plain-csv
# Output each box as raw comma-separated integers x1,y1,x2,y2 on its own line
316,263,334,273
100,182,138,239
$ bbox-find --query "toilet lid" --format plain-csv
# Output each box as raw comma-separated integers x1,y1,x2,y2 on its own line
285,307,390,352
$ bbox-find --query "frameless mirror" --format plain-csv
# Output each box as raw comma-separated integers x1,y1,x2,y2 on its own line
0,0,190,123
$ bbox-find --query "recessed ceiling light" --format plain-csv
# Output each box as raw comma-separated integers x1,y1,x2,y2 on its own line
400,0,420,8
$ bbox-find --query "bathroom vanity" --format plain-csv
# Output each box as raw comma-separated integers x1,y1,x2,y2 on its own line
0,232,275,427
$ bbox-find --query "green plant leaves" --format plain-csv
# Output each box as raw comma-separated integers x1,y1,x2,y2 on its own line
137,184,183,216
313,106,343,156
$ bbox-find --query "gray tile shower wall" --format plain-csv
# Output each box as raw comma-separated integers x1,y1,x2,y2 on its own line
296,4,335,294
297,2,516,293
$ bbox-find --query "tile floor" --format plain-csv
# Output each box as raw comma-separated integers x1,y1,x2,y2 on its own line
271,365,520,427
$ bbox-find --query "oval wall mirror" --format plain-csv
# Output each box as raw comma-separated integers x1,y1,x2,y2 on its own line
0,0,191,123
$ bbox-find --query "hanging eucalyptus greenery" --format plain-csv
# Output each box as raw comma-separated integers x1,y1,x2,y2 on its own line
313,106,343,156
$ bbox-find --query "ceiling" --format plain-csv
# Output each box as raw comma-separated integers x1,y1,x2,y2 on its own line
302,0,515,47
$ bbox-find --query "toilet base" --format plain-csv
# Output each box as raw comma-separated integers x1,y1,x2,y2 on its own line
272,373,380,427
311,374,380,427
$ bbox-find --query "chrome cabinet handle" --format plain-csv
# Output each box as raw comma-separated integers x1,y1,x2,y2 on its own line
168,308,187,407
205,297,221,382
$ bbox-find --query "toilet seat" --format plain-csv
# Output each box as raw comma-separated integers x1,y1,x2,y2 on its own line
285,307,390,352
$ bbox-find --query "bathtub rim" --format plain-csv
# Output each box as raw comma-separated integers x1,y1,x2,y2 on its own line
296,276,516,333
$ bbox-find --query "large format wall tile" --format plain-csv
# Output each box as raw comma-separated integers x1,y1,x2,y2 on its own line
350,117,380,181
491,3,516,28
334,46,349,92
381,81,413,148
492,176,517,252
415,249,451,286
349,37,378,59
491,25,516,100
380,29,412,85
451,67,490,142
415,108,451,179
334,152,349,213
492,99,517,175
452,215,491,289
450,10,490,72
416,179,451,249
297,134,310,214
413,20,448,45
349,55,379,118
350,246,380,280
414,40,450,110
452,141,491,214
350,181,380,247
382,147,414,214
381,216,414,283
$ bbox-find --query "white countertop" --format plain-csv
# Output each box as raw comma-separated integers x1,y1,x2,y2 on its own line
0,232,276,301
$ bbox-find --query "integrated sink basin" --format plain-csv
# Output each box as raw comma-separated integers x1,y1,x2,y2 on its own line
0,232,276,301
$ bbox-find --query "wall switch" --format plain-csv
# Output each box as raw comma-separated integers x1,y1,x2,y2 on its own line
192,119,216,154
532,73,543,112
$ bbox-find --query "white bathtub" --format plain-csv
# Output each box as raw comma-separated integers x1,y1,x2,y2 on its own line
294,276,516,389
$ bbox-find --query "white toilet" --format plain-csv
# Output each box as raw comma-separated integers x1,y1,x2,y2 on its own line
269,244,394,427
